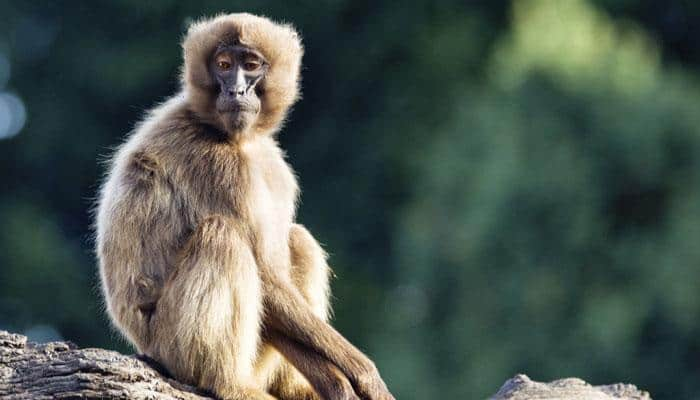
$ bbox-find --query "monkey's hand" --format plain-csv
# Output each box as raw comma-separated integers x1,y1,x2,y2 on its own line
261,274,396,400
347,359,394,400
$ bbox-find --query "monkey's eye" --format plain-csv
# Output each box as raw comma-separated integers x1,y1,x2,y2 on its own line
243,61,262,71
217,60,232,70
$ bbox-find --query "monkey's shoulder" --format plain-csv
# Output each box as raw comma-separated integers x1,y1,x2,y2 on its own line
110,106,185,183
109,143,176,195
112,115,299,212
123,149,164,182
116,125,209,184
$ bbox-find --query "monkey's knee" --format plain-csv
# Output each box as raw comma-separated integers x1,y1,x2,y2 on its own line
289,224,330,319
188,214,242,248
151,214,262,388
289,224,326,264
181,215,252,268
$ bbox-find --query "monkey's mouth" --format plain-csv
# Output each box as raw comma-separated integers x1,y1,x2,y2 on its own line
217,104,259,133
217,99,259,115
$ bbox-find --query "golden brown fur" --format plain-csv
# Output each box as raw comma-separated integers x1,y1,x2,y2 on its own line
96,13,394,400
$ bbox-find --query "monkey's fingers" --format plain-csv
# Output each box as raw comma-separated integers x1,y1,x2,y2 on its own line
352,374,396,400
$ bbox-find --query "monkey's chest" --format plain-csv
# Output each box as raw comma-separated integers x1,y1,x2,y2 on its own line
239,164,296,267
189,142,297,268
246,175,292,230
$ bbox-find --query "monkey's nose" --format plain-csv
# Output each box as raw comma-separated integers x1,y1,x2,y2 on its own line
229,87,246,97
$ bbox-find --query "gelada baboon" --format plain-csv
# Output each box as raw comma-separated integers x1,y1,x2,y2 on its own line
95,13,395,400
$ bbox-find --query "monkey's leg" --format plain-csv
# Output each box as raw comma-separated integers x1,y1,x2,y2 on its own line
288,224,331,321
267,330,358,400
148,215,275,400
261,236,395,400
270,224,358,400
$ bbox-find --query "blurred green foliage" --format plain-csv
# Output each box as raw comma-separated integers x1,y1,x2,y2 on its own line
1,0,699,399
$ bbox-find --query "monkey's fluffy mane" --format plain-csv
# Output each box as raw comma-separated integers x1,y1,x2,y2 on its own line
182,13,303,134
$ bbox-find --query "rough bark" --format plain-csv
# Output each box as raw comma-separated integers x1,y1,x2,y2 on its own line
0,330,651,399
0,330,211,399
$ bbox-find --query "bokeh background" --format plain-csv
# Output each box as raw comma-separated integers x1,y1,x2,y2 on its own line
1,0,699,398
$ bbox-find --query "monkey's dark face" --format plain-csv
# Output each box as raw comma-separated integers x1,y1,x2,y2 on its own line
210,45,268,135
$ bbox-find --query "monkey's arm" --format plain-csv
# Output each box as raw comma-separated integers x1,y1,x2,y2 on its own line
261,268,394,400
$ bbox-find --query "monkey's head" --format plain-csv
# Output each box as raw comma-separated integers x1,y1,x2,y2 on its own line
182,14,303,139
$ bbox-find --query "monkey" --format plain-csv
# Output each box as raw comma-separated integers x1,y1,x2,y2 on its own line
95,13,395,400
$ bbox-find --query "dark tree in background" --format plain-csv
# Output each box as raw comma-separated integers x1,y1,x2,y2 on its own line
0,1,699,399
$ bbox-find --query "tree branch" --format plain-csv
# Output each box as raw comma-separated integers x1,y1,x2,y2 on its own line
0,330,651,399
0,330,211,399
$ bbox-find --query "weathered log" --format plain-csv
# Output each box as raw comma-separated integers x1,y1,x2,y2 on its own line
0,330,211,399
0,330,651,399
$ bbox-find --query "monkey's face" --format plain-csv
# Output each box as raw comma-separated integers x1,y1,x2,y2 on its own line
210,45,268,135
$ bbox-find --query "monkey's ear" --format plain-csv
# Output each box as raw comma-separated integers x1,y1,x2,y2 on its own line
181,43,212,90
